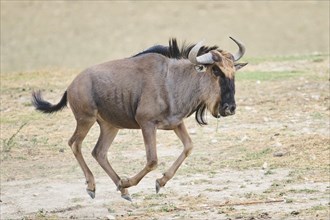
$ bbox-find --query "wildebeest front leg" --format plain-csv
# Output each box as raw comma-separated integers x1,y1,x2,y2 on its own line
118,123,158,190
156,122,193,193
92,121,131,201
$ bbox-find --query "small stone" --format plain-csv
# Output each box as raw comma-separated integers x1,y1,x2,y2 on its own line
291,211,299,216
240,135,249,142
106,215,116,220
311,95,320,100
189,129,197,134
310,154,316,160
245,106,253,111
211,139,218,143
273,151,286,157
273,142,282,147
262,162,268,170
59,148,65,153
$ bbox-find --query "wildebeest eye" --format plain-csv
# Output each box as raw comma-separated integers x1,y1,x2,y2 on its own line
212,66,225,78
195,65,206,72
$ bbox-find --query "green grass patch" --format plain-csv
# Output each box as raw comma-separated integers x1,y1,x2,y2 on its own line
1,71,40,82
144,193,168,200
285,198,294,203
2,122,28,153
0,113,42,125
244,147,272,161
311,205,328,211
159,203,178,212
288,188,319,194
310,112,325,120
237,70,304,81
246,53,329,64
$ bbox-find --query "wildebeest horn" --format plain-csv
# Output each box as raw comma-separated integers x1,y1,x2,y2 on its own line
230,36,246,61
196,52,215,64
189,41,215,65
188,41,204,64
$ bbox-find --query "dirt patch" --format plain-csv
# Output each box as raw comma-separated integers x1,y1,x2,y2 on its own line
1,169,329,220
2,169,329,219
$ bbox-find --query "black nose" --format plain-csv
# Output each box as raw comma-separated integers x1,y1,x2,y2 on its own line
222,103,236,115
230,104,236,113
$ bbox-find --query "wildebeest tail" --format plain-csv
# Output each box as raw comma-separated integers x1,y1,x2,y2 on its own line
32,91,67,113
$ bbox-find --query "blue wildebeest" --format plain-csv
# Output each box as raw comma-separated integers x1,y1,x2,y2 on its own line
32,37,247,201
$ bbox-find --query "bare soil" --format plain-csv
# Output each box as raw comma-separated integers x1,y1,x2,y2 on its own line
1,56,329,219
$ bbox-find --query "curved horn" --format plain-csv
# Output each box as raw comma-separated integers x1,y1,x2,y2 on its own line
188,41,204,64
229,36,246,61
196,52,215,64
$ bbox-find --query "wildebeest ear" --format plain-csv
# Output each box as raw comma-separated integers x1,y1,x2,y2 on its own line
211,51,222,62
234,62,248,71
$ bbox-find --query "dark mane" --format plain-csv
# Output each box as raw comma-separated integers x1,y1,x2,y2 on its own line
133,38,219,60
133,45,170,58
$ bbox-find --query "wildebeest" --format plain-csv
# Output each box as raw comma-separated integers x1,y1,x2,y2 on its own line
32,37,247,201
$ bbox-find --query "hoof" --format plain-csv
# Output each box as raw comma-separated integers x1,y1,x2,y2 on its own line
121,194,132,202
86,189,95,199
117,178,132,191
155,180,161,194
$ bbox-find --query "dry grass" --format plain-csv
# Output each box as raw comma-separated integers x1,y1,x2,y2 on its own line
1,55,329,219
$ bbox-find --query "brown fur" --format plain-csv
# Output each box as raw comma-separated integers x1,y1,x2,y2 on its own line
32,43,246,200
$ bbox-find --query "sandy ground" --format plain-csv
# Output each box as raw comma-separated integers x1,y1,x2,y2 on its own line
1,1,330,219
2,169,328,220
1,54,329,219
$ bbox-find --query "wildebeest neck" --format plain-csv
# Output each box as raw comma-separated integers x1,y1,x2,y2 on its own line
163,59,217,126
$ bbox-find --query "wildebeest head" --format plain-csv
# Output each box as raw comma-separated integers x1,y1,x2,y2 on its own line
188,37,247,118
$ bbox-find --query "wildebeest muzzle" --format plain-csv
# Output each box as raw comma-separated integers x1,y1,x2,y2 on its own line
219,103,236,117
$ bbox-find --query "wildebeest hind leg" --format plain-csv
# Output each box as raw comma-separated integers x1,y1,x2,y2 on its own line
92,121,131,201
68,117,96,198
156,122,193,193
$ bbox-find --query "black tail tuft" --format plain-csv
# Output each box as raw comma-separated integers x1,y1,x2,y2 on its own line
32,91,67,114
